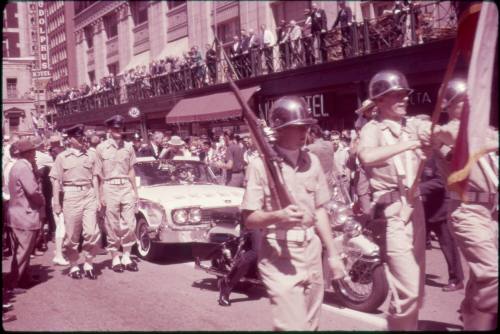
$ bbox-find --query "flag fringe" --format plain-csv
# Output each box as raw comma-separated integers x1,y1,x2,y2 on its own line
447,148,490,195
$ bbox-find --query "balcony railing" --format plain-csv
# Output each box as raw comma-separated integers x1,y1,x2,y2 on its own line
49,1,457,118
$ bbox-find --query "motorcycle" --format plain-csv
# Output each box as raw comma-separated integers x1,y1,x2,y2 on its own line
194,200,389,313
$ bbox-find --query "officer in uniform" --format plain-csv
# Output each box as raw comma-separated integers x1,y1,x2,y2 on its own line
430,78,498,330
357,70,428,330
49,124,101,279
96,115,139,273
241,96,346,330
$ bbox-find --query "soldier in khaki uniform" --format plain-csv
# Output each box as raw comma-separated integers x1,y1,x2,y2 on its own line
430,79,498,330
241,96,346,331
358,70,428,330
96,115,139,273
50,124,101,279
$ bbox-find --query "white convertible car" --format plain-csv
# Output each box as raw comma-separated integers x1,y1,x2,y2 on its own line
133,156,244,260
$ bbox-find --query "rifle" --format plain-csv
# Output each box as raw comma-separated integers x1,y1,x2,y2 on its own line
214,36,295,210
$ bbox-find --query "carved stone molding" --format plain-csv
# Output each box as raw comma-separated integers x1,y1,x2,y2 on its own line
74,1,124,31
117,3,131,22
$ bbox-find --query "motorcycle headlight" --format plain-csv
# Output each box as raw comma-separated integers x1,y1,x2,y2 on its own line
189,207,202,224
343,219,362,238
172,209,188,225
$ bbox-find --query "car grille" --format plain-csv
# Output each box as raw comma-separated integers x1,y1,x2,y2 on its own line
201,207,240,225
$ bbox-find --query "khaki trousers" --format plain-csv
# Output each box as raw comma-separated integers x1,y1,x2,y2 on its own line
448,200,498,330
103,183,137,253
381,200,426,331
258,234,324,331
63,188,100,263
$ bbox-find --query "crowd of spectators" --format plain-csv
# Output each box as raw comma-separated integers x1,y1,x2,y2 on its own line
49,1,445,114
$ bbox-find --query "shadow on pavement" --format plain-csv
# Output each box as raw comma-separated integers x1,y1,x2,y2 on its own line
425,273,446,288
147,244,195,265
418,319,463,331
323,291,385,315
192,277,219,291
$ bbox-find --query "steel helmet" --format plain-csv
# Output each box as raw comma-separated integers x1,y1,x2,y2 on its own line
441,78,467,109
268,96,317,130
368,70,413,100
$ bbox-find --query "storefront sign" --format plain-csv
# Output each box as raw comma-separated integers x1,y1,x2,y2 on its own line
258,94,328,122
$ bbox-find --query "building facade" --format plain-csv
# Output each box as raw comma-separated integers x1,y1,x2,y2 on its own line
2,2,37,136
46,0,78,92
52,1,481,137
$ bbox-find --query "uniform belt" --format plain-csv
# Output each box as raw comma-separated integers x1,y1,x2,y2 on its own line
375,189,420,205
449,191,496,204
265,227,315,243
104,178,130,185
63,184,91,192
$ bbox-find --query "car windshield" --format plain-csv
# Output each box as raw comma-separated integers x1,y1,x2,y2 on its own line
134,159,217,186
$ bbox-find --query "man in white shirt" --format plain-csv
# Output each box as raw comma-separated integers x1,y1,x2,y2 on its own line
260,24,275,73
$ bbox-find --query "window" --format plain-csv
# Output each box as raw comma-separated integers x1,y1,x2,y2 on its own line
9,116,20,130
88,71,95,84
84,25,93,48
7,78,17,98
104,13,118,39
167,1,186,10
107,62,118,76
271,0,311,26
217,18,240,45
131,1,148,25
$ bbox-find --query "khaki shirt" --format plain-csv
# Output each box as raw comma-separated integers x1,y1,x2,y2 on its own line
96,138,137,180
49,148,98,185
241,149,330,229
437,120,498,193
358,117,425,196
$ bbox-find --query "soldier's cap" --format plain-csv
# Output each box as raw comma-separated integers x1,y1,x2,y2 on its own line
354,99,376,116
64,124,85,138
31,136,45,149
17,139,36,154
167,136,185,146
104,115,125,129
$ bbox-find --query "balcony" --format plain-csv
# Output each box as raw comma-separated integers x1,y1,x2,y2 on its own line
51,2,457,122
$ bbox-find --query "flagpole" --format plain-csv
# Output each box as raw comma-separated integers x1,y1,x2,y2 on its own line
407,3,482,201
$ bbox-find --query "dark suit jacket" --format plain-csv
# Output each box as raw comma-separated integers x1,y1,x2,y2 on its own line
205,49,217,64
332,6,353,29
311,8,327,32
239,36,250,53
419,158,449,223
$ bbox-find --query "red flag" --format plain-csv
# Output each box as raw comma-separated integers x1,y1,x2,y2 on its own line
448,2,499,195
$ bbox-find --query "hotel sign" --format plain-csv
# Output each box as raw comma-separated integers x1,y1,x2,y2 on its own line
30,2,51,79
258,94,328,122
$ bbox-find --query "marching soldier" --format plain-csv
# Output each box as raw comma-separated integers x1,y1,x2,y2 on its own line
49,124,101,279
96,115,139,273
241,96,346,330
357,70,428,330
431,78,498,330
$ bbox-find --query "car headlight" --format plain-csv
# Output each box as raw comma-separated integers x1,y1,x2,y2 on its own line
173,209,188,225
343,219,362,238
189,207,202,223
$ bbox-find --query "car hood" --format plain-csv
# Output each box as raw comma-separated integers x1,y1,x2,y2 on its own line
138,184,244,209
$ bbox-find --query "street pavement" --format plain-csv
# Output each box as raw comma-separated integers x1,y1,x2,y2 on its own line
3,239,466,331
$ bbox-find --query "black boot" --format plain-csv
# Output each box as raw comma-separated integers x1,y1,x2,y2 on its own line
218,278,231,306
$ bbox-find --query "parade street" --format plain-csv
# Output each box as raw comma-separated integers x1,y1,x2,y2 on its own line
4,240,466,331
